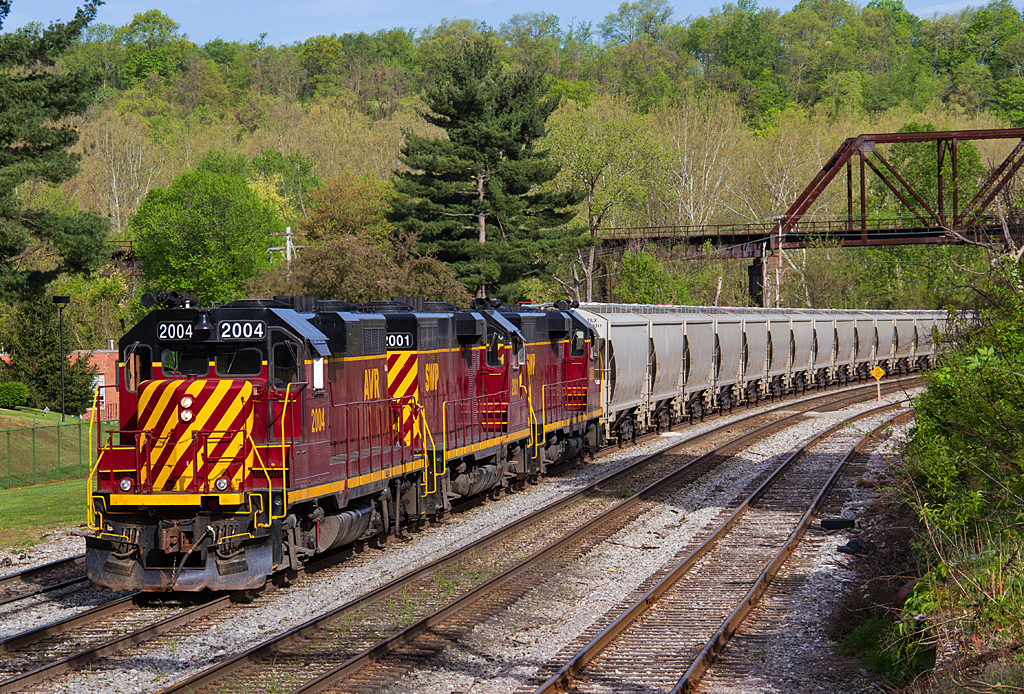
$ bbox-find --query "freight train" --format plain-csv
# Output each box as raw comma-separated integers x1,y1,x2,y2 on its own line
84,294,945,591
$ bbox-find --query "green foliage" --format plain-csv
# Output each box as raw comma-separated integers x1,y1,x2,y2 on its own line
0,295,98,415
869,122,985,221
841,611,935,687
599,0,674,45
616,248,688,304
391,36,584,296
117,10,195,87
903,277,1024,533
0,381,28,409
253,232,470,306
131,151,283,305
299,173,395,243
0,0,110,300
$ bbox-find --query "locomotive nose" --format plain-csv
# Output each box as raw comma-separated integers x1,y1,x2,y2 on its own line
137,378,255,493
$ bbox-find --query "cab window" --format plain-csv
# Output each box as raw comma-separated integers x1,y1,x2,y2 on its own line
570,329,586,358
124,343,152,392
162,349,209,376
216,348,263,376
511,337,526,369
273,341,301,388
486,333,505,368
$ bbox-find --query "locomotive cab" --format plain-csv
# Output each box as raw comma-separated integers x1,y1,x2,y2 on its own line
86,298,338,591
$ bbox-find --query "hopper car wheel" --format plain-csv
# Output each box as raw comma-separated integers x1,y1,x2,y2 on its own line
691,399,703,421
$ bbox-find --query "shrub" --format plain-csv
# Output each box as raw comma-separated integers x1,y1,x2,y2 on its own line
0,381,29,409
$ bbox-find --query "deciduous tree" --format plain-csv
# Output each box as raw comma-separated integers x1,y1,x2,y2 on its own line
545,96,666,300
0,294,98,415
131,151,283,304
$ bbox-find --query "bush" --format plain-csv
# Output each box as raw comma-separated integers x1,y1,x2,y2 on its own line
0,381,29,409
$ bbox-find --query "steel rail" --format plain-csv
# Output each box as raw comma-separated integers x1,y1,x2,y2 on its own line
0,593,138,654
0,575,88,608
0,380,909,693
155,381,914,694
530,401,911,694
671,407,915,693
0,594,230,694
0,554,84,588
0,554,89,608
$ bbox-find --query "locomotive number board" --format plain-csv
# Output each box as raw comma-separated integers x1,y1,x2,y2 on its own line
219,320,267,340
157,321,194,341
386,333,414,349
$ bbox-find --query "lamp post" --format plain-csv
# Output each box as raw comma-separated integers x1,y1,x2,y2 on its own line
52,296,70,422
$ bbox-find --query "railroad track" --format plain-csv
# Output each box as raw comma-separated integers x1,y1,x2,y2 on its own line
137,381,913,694
0,555,87,608
527,403,912,694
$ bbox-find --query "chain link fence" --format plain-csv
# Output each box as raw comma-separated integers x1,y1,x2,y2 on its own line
1,417,119,489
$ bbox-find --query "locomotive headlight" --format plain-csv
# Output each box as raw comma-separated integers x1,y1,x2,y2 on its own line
180,409,193,423
180,396,193,409
214,477,230,492
118,477,133,492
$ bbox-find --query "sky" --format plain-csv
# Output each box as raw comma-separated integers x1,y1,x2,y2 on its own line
3,0,1000,47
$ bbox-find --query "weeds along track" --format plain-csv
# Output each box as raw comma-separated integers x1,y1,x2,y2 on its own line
527,404,912,694
142,382,910,694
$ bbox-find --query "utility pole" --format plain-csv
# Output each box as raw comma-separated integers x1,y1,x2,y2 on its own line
269,226,304,284
53,295,70,422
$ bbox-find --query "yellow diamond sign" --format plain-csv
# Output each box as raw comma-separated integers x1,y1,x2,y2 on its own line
871,366,885,380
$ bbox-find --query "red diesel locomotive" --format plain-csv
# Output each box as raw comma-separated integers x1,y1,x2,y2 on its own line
85,295,602,591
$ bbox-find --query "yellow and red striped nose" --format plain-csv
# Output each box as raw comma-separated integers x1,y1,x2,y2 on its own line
387,351,419,445
137,379,254,492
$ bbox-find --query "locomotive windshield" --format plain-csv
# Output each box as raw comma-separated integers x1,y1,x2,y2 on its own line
162,349,209,376
123,343,152,392
216,348,263,376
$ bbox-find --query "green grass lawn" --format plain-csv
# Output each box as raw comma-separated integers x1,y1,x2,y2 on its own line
0,478,88,551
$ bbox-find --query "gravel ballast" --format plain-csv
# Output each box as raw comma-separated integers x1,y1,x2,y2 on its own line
2,387,917,694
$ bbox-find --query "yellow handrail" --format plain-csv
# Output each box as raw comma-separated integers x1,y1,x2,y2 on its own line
522,376,540,462
418,401,443,496
86,386,104,532
246,432,279,527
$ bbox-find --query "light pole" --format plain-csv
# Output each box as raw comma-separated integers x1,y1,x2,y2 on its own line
52,296,70,422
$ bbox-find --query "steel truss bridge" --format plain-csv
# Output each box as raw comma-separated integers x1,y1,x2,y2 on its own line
599,127,1024,305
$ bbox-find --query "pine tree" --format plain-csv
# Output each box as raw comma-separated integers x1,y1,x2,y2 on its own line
391,37,584,298
0,1,110,299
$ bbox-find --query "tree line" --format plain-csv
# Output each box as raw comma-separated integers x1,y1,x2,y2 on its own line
2,0,1024,413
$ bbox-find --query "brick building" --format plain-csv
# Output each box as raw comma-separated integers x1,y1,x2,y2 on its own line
73,349,119,420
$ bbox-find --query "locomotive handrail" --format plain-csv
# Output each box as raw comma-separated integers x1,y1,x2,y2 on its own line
330,395,415,479
276,382,301,521
193,429,245,494
540,378,591,439
418,402,442,497
522,377,540,462
246,433,275,528
440,392,524,458
86,385,104,532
